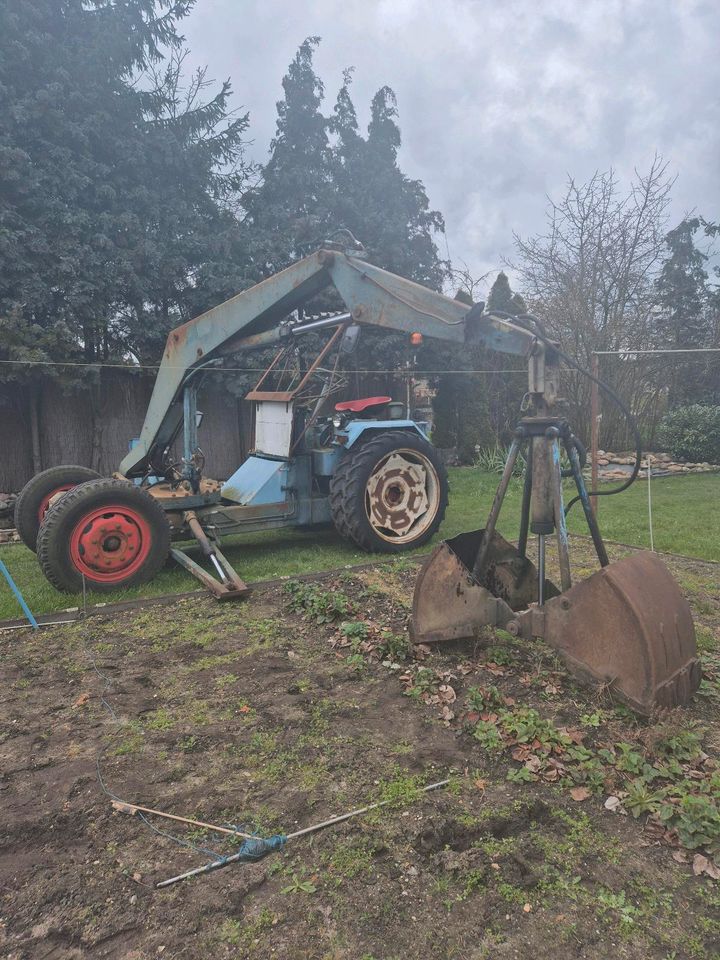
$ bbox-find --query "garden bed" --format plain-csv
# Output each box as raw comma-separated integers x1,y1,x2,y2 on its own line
0,540,718,958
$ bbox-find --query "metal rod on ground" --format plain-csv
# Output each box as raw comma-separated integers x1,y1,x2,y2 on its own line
590,354,599,516
156,779,451,889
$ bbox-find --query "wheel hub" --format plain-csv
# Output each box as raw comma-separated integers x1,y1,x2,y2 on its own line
366,452,431,539
70,506,152,582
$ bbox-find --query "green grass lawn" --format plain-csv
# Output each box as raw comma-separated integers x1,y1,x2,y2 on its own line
1,469,717,620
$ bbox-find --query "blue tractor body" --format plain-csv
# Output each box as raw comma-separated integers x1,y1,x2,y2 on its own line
221,419,428,518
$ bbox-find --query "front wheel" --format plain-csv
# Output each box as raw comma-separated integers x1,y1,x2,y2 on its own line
37,479,170,593
329,431,448,553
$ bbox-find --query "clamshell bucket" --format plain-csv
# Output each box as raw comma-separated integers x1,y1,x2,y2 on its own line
412,531,701,715
411,530,556,643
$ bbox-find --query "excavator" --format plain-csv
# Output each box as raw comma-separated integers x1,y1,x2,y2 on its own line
15,243,700,714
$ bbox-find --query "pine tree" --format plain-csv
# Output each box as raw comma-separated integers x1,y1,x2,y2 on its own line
243,37,334,279
655,218,709,350
654,217,716,405
487,271,527,315
0,0,250,373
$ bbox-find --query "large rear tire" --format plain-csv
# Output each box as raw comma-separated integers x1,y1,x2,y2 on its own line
329,430,448,553
37,478,170,593
14,465,102,552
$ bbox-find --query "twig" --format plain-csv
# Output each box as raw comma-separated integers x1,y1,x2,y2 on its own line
112,800,255,840
285,778,451,839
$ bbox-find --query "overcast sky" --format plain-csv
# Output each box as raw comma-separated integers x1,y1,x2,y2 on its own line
183,0,720,287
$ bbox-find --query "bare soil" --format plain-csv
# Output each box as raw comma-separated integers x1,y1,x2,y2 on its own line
0,538,718,959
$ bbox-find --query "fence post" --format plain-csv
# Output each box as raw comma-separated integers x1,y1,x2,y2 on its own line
590,353,599,515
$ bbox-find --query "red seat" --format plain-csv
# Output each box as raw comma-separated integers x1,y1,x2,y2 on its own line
335,396,392,414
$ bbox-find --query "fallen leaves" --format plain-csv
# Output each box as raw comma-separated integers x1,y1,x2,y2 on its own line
569,786,591,802
438,684,456,704
692,854,720,880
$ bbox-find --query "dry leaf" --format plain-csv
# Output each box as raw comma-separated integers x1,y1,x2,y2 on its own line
474,778,487,793
570,786,591,802
438,684,456,703
523,903,532,913
604,795,626,815
485,663,505,676
693,854,720,879
72,692,90,708
525,756,543,774
672,850,688,864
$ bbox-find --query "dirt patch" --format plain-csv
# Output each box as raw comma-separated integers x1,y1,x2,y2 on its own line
0,541,719,959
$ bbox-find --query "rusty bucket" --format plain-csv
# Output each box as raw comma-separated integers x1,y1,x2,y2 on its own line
412,533,701,715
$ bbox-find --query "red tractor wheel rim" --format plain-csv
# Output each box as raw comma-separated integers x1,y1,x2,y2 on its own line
38,484,74,524
69,504,153,583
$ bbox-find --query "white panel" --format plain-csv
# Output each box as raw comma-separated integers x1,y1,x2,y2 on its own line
255,401,294,458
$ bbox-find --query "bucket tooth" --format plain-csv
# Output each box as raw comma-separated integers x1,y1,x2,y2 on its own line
515,551,700,715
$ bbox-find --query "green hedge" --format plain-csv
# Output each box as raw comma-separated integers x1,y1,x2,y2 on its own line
657,405,720,463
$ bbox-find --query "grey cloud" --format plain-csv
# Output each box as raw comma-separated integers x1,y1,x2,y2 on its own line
183,0,720,286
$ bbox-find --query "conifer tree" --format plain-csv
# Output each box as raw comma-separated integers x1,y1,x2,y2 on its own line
0,0,250,373
243,37,334,279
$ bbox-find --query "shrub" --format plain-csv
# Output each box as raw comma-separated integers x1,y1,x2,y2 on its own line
657,404,720,463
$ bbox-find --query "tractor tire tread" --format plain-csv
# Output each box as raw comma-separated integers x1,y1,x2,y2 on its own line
36,478,170,593
329,430,448,553
14,465,102,552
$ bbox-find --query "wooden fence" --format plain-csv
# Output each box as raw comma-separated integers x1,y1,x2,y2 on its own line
0,371,253,492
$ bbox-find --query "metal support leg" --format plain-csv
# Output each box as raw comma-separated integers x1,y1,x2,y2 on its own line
517,438,533,558
472,437,522,580
537,534,546,605
565,440,609,567
551,438,572,592
172,510,250,600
